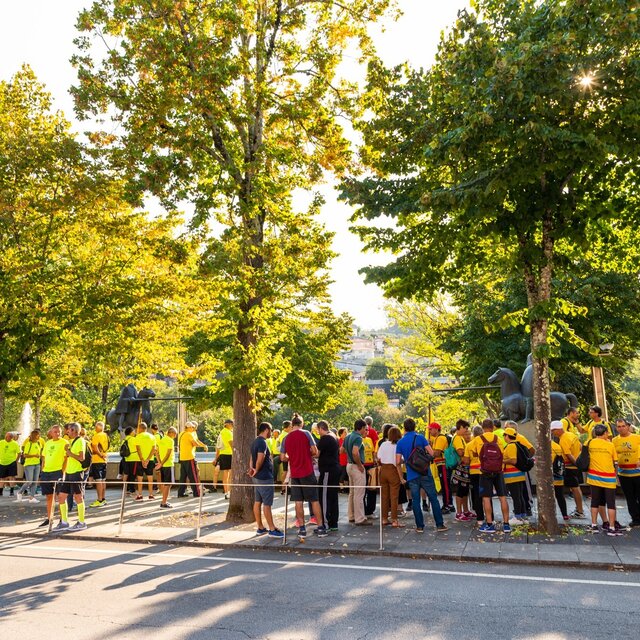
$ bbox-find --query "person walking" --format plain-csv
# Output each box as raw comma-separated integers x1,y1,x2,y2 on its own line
317,420,341,531
377,426,404,528
395,418,447,533
16,429,43,503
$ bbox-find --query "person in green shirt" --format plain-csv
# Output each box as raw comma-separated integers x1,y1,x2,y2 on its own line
0,432,21,497
135,422,158,500
53,422,88,532
16,429,43,502
40,425,67,528
155,427,177,508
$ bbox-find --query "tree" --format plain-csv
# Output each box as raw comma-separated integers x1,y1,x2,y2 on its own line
73,0,391,521
365,357,391,380
343,0,640,532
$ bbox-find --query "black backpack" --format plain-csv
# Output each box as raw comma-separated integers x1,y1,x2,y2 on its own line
119,438,131,459
575,442,590,472
514,442,535,472
71,437,92,470
552,454,565,477
406,435,434,475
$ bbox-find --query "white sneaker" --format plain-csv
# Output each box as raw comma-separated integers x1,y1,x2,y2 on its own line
509,517,524,526
28,497,39,504
15,493,23,502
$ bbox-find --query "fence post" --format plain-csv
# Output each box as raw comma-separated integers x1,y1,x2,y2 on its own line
378,484,384,551
47,481,57,534
282,482,289,546
116,482,127,537
195,488,204,540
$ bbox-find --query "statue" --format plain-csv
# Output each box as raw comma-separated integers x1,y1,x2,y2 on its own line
106,385,156,436
488,366,578,422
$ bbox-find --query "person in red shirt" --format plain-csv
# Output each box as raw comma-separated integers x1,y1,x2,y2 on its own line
338,427,349,493
280,413,326,538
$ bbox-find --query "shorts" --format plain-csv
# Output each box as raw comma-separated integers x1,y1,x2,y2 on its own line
564,468,583,488
160,467,175,484
56,472,85,497
253,478,275,506
290,474,318,502
0,462,17,479
590,485,616,509
455,482,470,498
479,473,507,498
40,470,63,495
218,454,232,471
123,461,138,478
135,461,155,477
90,463,107,481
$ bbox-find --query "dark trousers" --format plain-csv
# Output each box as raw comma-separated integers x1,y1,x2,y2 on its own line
363,466,377,515
178,459,201,497
437,464,453,508
508,481,526,515
620,475,640,522
554,486,568,518
470,475,485,521
272,456,281,485
319,467,341,528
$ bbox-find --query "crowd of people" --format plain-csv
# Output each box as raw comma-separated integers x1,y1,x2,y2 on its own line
0,404,638,540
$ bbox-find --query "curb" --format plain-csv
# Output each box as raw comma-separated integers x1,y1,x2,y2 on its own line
2,531,632,573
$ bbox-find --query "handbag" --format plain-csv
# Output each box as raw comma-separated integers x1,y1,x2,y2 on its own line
406,435,434,476
451,464,470,486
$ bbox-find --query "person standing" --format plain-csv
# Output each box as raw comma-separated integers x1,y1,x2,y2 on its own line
89,422,109,507
268,428,282,488
54,423,88,532
155,427,177,508
317,420,341,531
217,419,234,499
16,430,43,503
249,422,283,538
561,407,585,435
502,427,527,524
337,427,349,493
395,418,447,533
280,413,326,537
135,423,158,501
451,420,473,521
551,433,569,521
587,424,622,535
554,421,585,518
39,425,66,527
362,425,377,517
343,420,371,527
0,432,20,497
612,418,640,527
429,422,454,514
177,421,208,498
465,425,485,526
377,426,404,527
585,405,613,439
121,426,138,496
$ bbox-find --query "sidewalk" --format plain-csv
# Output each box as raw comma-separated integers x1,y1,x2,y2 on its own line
2,488,639,571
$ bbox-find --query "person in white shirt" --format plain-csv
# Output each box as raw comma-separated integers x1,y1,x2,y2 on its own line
377,426,405,528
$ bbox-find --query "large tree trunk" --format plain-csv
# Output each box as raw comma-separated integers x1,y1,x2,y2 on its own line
227,385,257,522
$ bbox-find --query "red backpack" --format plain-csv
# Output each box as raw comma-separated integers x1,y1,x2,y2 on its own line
479,434,503,474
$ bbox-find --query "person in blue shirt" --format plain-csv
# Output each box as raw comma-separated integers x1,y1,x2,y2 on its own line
395,418,447,533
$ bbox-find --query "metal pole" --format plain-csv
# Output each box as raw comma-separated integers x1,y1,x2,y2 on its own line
379,484,384,551
47,480,57,534
195,488,204,540
116,482,127,537
282,482,289,546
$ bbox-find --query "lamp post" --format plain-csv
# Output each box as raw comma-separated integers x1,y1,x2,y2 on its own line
593,343,614,423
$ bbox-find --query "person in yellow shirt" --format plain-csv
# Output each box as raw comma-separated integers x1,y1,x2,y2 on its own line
155,427,177,508
504,421,535,517
584,405,613,439
561,407,585,435
89,422,109,507
268,428,281,486
451,420,472,521
613,418,640,527
40,425,67,528
0,432,21,497
54,422,88,532
551,436,569,520
16,430,43,503
502,427,527,525
135,422,158,501
553,422,585,518
587,424,621,535
464,425,485,524
177,421,208,498
429,422,454,513
216,419,233,499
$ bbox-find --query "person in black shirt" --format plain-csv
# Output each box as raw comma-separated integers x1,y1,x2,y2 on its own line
317,421,341,531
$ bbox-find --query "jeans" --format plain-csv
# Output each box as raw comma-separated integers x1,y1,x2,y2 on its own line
407,474,444,528
19,464,41,497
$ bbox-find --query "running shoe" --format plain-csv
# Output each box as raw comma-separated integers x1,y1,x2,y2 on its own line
508,517,524,526
268,529,284,538
297,525,307,538
314,526,328,537
309,516,318,525
38,519,50,528
14,493,23,502
256,528,268,536
464,511,477,519
28,497,39,504
590,524,600,534
455,513,471,522
69,522,87,531
503,523,512,534
134,495,144,501
53,521,70,533
570,510,585,519
99,500,108,507
160,503,173,509
89,500,102,507
478,523,495,533
436,524,449,532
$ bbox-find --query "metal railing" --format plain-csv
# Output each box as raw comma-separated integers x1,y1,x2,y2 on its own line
33,478,385,550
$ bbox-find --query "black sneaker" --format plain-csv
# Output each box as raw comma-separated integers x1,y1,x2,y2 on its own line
422,500,430,512
38,519,50,527
590,524,600,534
314,526,328,537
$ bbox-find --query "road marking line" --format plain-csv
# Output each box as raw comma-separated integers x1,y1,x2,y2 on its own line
1,541,638,588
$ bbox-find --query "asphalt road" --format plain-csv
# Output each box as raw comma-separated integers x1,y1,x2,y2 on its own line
1,537,639,639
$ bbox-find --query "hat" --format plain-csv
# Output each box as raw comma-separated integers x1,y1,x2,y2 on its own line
429,422,442,430
504,427,517,438
550,420,564,431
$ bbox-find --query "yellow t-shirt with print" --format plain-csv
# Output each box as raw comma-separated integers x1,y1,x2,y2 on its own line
362,436,374,465
65,437,86,475
91,432,109,464
551,440,564,486
0,440,20,466
558,431,581,469
503,442,525,484
585,419,613,439
612,434,640,477
429,434,448,466
586,438,617,488
21,439,43,467
42,439,67,473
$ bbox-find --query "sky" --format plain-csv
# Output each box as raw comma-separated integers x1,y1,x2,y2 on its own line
0,0,469,329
